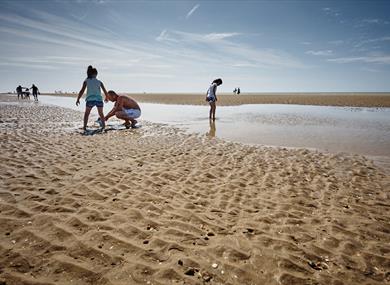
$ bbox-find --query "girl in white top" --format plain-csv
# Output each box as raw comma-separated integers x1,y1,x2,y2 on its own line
205,78,223,120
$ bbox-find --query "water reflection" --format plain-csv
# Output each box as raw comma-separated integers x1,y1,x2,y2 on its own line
206,119,216,138
38,95,390,156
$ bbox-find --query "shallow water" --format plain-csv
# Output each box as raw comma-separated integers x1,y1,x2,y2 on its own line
38,95,390,156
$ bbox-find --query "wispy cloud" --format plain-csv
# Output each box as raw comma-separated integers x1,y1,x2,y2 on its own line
354,36,390,48
355,18,390,27
156,30,241,43
105,72,174,79
362,18,389,25
155,30,306,69
156,29,168,41
328,40,344,45
0,54,146,72
204,33,240,41
6,1,384,92
360,67,381,73
0,61,58,70
322,7,341,17
328,55,390,64
322,7,346,24
231,63,257,68
0,11,161,60
186,4,200,19
306,50,333,56
75,0,111,4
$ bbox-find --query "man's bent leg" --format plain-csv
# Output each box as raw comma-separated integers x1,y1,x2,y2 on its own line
115,111,137,128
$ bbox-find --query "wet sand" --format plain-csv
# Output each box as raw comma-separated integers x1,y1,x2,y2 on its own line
39,92,390,107
1,95,389,285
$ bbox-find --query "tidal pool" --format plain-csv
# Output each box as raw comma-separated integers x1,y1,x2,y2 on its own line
39,95,390,157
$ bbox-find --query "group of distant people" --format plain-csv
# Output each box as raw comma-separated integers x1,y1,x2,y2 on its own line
16,84,40,101
233,87,241,95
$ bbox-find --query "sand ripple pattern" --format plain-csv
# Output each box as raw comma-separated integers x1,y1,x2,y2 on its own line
0,101,389,285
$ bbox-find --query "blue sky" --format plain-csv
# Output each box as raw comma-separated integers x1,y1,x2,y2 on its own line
1,0,390,93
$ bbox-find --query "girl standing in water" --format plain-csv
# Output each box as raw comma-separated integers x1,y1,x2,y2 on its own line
205,78,223,120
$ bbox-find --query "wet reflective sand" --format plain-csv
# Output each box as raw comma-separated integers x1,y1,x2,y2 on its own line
39,95,390,156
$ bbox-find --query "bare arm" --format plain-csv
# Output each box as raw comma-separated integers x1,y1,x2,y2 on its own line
100,82,109,102
76,81,87,106
104,98,124,121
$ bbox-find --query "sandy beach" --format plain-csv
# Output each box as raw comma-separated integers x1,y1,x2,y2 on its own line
1,95,389,285
41,93,390,107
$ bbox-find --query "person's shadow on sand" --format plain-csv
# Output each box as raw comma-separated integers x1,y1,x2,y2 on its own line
206,119,216,138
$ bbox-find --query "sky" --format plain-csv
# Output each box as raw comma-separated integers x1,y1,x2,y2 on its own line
0,0,390,93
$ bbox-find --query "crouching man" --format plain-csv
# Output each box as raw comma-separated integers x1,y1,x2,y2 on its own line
104,90,141,128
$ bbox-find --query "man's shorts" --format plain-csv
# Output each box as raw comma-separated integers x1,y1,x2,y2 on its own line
86,100,104,108
124,108,141,119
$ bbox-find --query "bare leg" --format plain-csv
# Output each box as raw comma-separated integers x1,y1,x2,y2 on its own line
83,107,93,130
115,111,137,128
210,102,216,120
97,107,106,129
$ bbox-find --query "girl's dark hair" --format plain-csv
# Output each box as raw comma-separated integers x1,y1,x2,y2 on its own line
87,65,93,78
212,78,223,85
92,68,98,76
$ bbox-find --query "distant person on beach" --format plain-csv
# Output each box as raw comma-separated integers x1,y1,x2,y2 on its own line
237,87,240,95
205,78,223,120
76,65,108,131
16,85,22,99
103,90,141,128
23,88,30,100
31,84,39,101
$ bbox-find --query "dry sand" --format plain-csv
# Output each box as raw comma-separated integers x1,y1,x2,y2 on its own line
41,92,390,107
0,95,389,285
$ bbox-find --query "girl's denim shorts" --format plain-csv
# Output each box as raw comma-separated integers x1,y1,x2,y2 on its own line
86,100,103,108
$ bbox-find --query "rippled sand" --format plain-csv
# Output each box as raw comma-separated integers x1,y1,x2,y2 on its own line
0,96,389,284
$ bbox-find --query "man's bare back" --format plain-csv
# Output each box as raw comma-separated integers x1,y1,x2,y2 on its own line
105,91,141,128
116,95,140,110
